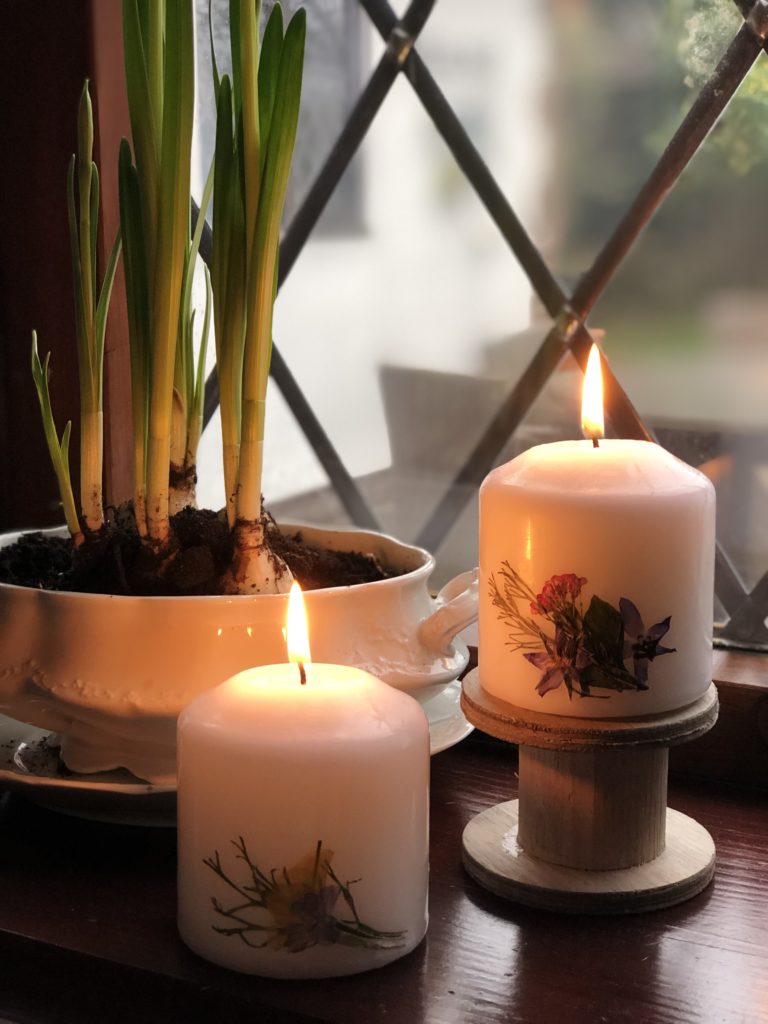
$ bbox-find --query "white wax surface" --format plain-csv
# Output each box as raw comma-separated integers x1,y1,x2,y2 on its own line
479,440,715,717
177,664,429,978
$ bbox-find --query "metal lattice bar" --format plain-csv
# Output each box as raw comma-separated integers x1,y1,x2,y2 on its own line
416,10,764,554
713,546,752,616
279,0,437,282
360,0,565,320
197,211,381,529
201,0,439,528
413,313,652,552
723,569,768,641
572,20,766,323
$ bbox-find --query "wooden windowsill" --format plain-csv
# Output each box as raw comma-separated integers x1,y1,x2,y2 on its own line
0,656,762,1023
669,647,768,789
0,740,765,1023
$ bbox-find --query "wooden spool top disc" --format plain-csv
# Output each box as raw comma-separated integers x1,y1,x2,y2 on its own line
461,669,718,751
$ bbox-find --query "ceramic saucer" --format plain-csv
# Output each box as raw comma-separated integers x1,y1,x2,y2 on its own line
420,680,473,755
0,684,471,826
0,716,175,826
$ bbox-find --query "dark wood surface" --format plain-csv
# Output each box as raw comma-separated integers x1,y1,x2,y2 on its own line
681,650,768,785
0,2,89,532
0,734,766,1024
0,0,133,530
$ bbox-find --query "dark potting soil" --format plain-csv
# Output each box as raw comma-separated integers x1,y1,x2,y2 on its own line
0,506,397,596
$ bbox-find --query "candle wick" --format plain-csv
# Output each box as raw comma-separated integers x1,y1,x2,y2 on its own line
592,436,600,449
298,660,307,686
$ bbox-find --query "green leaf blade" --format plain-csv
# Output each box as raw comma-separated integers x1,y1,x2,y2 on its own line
258,3,284,177
30,333,81,538
239,0,263,250
145,0,195,542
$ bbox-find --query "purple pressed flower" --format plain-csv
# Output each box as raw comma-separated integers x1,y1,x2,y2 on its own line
524,650,568,695
619,598,676,685
524,627,592,697
283,887,343,951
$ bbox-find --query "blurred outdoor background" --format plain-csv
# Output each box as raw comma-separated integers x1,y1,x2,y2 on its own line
191,0,768,628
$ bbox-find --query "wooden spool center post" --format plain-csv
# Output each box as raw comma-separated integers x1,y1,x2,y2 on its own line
518,745,667,870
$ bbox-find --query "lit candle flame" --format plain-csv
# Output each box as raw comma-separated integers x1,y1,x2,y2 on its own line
286,581,312,667
581,343,604,443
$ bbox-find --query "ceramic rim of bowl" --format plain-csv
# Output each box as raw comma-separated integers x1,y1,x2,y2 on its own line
0,522,435,603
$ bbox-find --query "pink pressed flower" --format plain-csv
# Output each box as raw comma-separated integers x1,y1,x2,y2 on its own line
532,573,587,615
554,573,587,599
532,586,554,614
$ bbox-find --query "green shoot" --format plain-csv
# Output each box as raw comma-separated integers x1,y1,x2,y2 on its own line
210,1,305,591
187,264,213,474
236,6,305,524
30,333,82,545
118,138,150,536
239,0,262,251
122,0,161,290
170,161,215,513
257,3,284,180
145,0,194,547
212,73,246,527
67,80,122,535
120,0,195,549
208,0,221,100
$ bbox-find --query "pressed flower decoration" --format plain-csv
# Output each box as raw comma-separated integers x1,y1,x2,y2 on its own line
204,838,406,953
489,562,676,699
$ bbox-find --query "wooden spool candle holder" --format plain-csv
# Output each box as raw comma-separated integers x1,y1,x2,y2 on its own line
461,669,719,914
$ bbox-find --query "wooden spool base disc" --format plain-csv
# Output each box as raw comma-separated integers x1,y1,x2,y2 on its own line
463,800,716,915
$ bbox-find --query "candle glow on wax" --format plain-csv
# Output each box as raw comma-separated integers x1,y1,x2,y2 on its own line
478,338,716,719
177,575,431,978
581,343,604,443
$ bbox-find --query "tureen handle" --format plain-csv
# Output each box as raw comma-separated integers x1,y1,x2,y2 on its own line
417,568,479,656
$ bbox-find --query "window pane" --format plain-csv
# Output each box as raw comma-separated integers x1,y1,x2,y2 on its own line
550,0,768,641
193,0,768,644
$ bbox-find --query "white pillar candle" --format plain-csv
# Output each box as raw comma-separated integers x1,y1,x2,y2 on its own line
479,438,715,717
177,663,430,978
